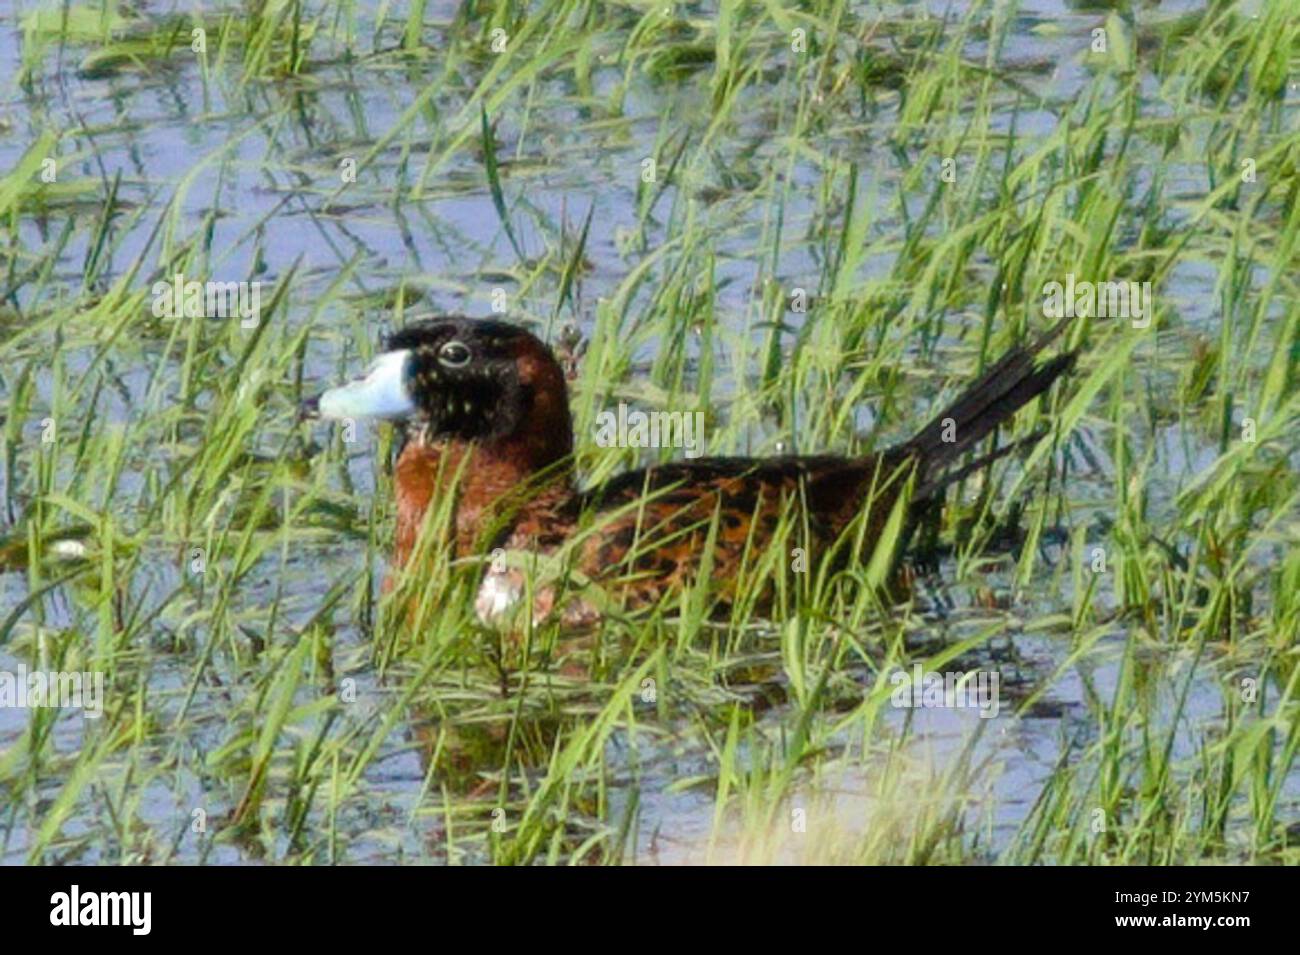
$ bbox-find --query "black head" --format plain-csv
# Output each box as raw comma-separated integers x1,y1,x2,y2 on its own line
310,317,574,455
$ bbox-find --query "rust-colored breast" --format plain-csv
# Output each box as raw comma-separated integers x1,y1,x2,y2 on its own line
393,441,450,570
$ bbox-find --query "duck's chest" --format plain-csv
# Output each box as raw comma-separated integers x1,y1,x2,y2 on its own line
393,439,558,562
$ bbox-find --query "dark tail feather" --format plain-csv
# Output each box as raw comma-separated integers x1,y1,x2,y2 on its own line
906,319,1075,493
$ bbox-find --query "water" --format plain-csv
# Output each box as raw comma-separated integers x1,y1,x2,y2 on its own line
1,0,1296,864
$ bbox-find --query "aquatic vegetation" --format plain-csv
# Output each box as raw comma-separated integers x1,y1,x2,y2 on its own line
0,0,1297,866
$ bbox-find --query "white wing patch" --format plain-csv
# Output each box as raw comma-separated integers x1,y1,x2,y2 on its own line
475,569,523,624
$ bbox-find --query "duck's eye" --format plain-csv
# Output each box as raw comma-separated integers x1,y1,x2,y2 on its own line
438,341,472,368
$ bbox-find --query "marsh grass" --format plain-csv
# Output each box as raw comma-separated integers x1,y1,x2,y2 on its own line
0,0,1298,865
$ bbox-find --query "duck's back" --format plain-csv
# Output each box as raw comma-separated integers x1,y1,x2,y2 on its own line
515,452,920,614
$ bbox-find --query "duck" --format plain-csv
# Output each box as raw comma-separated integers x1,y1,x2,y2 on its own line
303,317,1076,627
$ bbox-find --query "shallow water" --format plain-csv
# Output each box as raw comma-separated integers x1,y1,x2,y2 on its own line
1,0,1297,864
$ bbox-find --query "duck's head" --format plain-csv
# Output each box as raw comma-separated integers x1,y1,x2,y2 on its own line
304,317,574,464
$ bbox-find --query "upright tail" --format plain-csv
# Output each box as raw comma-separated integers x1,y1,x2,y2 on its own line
905,319,1076,496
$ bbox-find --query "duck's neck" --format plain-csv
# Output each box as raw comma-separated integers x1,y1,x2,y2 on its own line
393,413,575,567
